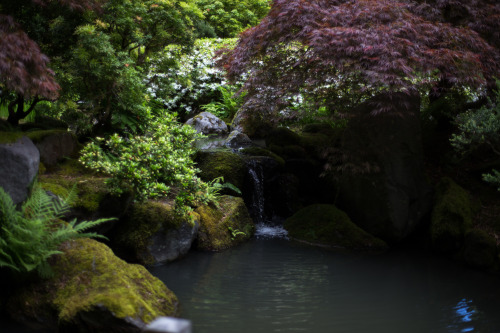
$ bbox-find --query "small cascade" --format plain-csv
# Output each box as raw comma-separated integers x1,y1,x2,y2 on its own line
245,158,288,239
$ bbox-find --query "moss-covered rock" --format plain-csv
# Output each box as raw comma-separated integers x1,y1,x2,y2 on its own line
266,127,302,147
195,150,246,191
240,146,285,167
195,195,255,251
113,200,199,265
8,238,178,332
284,204,388,251
430,177,473,252
462,229,498,269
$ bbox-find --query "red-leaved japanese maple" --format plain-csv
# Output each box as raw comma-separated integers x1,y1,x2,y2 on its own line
222,0,500,123
0,14,59,125
0,0,104,125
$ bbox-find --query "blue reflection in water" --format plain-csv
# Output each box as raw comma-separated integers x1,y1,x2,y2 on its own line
450,299,476,333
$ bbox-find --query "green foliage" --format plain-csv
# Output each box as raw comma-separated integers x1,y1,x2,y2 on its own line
148,38,237,119
201,85,245,121
451,81,500,190
79,112,217,215
0,185,113,278
195,0,271,38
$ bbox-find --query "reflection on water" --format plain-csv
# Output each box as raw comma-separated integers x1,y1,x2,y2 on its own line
150,239,500,333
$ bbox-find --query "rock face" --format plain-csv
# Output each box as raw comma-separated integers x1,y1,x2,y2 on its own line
336,92,433,242
195,195,255,251
7,238,179,332
35,131,79,167
430,177,473,252
195,150,246,192
185,112,228,135
0,136,39,205
224,130,253,148
284,204,388,250
113,200,199,265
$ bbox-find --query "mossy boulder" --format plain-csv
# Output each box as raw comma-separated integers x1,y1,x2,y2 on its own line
284,204,388,251
7,238,179,332
34,130,79,168
195,195,255,251
266,127,302,147
195,150,246,192
430,177,473,252
462,229,498,269
113,200,199,265
240,146,285,167
38,160,129,222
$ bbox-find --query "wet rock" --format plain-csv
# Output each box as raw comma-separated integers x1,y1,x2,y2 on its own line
185,112,228,135
284,204,388,251
113,200,199,265
195,195,255,251
195,150,246,192
430,177,473,252
0,136,39,204
7,238,179,332
224,130,253,148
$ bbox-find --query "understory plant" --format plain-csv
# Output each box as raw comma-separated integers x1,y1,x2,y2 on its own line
451,80,500,190
0,185,113,278
80,112,218,216
201,85,246,121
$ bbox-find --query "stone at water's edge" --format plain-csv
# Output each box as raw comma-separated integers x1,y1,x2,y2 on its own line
0,136,39,205
7,238,179,332
284,204,388,251
336,92,433,243
112,200,199,265
185,111,228,135
430,177,473,253
195,195,255,251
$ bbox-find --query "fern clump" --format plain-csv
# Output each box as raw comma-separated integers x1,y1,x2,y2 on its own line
0,185,114,278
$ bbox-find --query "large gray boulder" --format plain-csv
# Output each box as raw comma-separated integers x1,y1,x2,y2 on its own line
0,136,39,204
35,131,79,167
185,112,228,135
113,200,199,265
336,92,433,242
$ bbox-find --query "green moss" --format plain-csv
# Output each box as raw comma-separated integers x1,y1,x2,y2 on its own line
0,130,73,144
196,150,246,189
51,239,178,323
240,147,285,167
39,169,109,214
195,195,254,251
430,177,473,252
284,204,388,251
7,239,179,329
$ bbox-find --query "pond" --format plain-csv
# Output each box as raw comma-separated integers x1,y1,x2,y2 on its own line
150,229,500,333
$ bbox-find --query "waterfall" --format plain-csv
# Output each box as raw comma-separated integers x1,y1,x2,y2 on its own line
245,158,288,239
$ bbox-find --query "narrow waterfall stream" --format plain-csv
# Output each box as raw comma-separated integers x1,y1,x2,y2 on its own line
245,158,288,239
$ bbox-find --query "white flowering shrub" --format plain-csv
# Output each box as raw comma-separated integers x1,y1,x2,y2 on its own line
147,38,237,120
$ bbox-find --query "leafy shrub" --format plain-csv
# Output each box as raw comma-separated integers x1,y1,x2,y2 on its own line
451,80,500,190
0,185,113,278
80,112,217,216
201,85,246,121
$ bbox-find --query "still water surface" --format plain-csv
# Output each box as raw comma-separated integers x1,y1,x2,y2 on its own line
150,236,500,333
